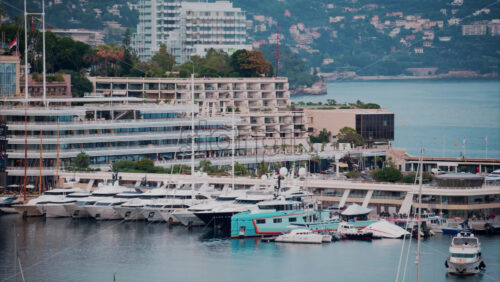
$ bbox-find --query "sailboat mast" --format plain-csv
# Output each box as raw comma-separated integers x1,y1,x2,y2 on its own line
416,147,424,282
191,73,195,204
55,122,60,188
39,129,42,195
23,107,27,202
231,104,235,191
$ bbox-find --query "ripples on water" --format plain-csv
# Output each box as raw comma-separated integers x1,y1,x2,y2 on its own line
1,215,499,282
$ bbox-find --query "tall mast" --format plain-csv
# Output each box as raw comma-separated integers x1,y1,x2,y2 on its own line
42,0,46,105
23,0,28,202
39,129,42,195
191,73,195,204
416,147,424,282
55,122,60,188
275,23,279,77
231,102,235,191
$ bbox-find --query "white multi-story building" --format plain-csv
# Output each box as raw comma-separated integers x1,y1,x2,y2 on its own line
88,76,308,146
133,0,251,63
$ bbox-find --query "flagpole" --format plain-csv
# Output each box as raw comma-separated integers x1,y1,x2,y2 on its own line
485,137,488,159
24,0,28,101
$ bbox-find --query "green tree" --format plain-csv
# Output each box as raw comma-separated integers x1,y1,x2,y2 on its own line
310,128,331,143
326,99,336,106
136,158,154,171
234,163,248,176
402,172,433,184
337,127,365,147
257,161,268,177
58,70,93,97
150,44,175,75
231,50,273,77
199,160,213,173
371,167,402,182
74,152,90,170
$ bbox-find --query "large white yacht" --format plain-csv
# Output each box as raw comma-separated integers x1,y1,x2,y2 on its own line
63,179,135,219
38,191,91,217
172,192,243,226
114,186,170,221
445,231,486,275
13,188,84,217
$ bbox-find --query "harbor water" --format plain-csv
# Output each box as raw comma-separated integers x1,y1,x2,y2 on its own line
1,215,499,282
291,80,500,159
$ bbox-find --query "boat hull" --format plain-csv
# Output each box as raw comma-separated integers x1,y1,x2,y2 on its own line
442,228,472,235
0,207,18,214
85,206,123,220
141,208,165,222
446,257,484,275
64,204,90,219
39,204,71,218
114,207,145,221
159,210,181,224
172,211,205,226
13,205,43,217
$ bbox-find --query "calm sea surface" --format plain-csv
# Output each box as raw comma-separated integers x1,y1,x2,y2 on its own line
292,80,500,159
0,215,499,282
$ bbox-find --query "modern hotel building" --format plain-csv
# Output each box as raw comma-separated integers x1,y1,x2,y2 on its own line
88,76,308,147
0,97,257,188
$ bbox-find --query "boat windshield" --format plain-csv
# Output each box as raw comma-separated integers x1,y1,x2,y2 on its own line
452,238,478,246
451,253,476,258
77,201,95,205
258,204,301,211
216,197,236,202
96,203,111,206
234,199,260,204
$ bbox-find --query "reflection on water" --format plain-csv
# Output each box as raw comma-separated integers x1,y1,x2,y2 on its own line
0,215,499,282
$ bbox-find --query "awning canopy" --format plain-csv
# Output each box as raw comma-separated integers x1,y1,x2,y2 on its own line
341,203,372,216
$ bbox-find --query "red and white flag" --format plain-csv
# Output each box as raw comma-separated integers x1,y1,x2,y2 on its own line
9,38,17,49
483,136,488,143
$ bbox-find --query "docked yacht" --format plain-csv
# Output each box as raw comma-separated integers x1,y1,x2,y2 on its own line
13,188,83,217
274,229,328,244
337,222,373,241
172,192,242,226
114,187,170,221
363,219,410,239
194,192,274,230
38,192,91,217
85,190,142,220
0,196,20,214
445,231,485,275
65,181,134,219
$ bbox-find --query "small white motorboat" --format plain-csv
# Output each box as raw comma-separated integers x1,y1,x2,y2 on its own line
274,229,327,244
363,219,410,239
445,231,485,275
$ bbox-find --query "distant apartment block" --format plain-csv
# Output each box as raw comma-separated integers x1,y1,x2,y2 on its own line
88,76,307,144
132,0,250,63
49,29,105,46
20,74,72,102
462,24,487,36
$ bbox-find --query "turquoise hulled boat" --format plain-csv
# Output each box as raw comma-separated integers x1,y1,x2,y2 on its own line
231,209,376,238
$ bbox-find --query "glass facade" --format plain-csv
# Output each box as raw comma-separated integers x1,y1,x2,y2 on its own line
0,63,17,97
356,113,394,142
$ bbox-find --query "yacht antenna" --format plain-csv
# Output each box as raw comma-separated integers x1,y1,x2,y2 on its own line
416,147,424,282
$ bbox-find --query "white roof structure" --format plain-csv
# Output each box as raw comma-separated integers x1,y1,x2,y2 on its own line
341,203,372,216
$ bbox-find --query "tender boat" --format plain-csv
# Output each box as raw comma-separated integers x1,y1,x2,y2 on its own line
445,231,485,275
274,229,327,244
337,222,373,241
442,220,472,235
13,188,83,217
